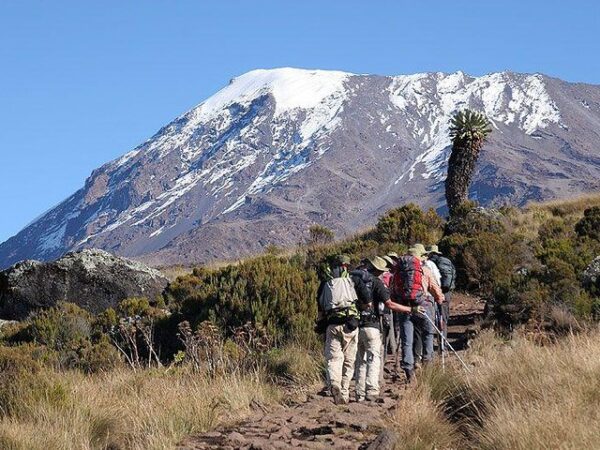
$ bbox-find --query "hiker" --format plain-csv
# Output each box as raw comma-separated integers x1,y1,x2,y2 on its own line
316,255,369,404
414,243,441,365
390,245,445,382
380,255,396,288
425,245,456,342
352,256,390,402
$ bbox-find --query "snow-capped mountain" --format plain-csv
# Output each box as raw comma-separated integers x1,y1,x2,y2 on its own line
2,68,600,268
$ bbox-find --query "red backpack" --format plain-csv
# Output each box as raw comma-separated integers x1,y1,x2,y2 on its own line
392,255,427,306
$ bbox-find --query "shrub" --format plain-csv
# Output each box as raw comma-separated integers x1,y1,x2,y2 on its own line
374,203,443,245
307,224,335,246
440,231,529,294
166,255,319,345
445,201,506,236
26,303,92,356
575,207,600,240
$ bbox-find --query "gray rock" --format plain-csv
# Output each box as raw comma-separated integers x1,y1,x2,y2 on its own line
583,256,600,290
0,249,168,319
368,429,399,450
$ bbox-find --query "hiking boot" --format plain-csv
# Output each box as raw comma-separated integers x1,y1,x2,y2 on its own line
365,394,379,402
331,386,345,405
404,369,415,384
355,395,365,402
317,386,330,397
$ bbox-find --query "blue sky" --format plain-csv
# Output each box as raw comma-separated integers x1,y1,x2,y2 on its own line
1,0,599,242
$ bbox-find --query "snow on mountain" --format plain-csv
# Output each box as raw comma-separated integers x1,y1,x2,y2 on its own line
389,71,562,183
1,67,600,269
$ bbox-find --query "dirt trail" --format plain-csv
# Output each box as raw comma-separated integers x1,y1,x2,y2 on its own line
178,294,484,450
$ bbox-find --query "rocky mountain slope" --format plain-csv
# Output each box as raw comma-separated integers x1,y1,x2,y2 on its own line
1,68,600,268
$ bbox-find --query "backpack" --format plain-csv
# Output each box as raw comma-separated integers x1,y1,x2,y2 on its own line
392,255,427,306
319,275,358,313
351,269,375,311
431,255,456,292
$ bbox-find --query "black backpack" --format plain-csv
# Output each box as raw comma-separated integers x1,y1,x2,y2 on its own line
350,269,374,310
431,254,456,292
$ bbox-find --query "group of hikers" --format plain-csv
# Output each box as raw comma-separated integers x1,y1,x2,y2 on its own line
316,244,456,405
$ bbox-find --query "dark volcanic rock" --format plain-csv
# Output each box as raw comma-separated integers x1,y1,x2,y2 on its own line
0,249,168,319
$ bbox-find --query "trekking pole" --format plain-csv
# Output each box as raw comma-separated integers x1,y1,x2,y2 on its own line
420,312,471,373
436,307,445,371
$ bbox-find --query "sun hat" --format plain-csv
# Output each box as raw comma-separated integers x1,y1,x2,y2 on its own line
407,243,426,258
368,256,389,272
386,251,399,260
381,255,395,267
425,244,442,255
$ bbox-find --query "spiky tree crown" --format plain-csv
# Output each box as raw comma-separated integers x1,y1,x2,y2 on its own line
449,109,492,146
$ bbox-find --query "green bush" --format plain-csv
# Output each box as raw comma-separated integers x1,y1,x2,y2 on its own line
374,203,443,245
575,207,600,240
26,303,92,354
166,255,320,345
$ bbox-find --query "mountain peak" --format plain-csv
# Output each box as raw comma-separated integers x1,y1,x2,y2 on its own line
198,67,353,121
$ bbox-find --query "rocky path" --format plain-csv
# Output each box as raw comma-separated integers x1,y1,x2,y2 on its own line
178,294,484,450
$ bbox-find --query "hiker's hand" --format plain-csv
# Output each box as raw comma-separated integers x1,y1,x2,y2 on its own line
411,306,425,315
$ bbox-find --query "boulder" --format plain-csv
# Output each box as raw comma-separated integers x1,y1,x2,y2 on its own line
0,249,169,319
582,256,600,291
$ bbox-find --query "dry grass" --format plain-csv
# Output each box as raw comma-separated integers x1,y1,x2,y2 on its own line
394,328,600,449
0,367,281,450
392,382,462,450
510,192,600,239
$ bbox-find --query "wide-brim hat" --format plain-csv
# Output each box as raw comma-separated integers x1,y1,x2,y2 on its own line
368,256,389,272
381,255,395,267
425,244,442,255
386,252,399,260
408,243,426,258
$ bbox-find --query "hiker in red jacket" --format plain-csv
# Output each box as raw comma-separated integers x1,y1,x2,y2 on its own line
390,245,445,382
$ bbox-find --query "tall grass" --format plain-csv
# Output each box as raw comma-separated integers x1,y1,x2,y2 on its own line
394,328,600,449
0,366,282,450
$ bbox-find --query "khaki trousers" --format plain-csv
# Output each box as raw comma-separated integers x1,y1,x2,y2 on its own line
355,326,382,399
325,324,358,401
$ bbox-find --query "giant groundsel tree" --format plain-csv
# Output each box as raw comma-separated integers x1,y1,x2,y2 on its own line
445,109,492,216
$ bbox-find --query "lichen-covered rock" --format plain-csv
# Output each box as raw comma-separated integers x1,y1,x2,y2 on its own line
582,256,600,291
0,249,168,319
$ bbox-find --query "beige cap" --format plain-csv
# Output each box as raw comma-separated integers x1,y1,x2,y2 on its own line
386,251,399,260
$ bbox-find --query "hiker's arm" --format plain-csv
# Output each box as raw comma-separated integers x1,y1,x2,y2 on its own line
384,299,411,313
373,278,390,304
